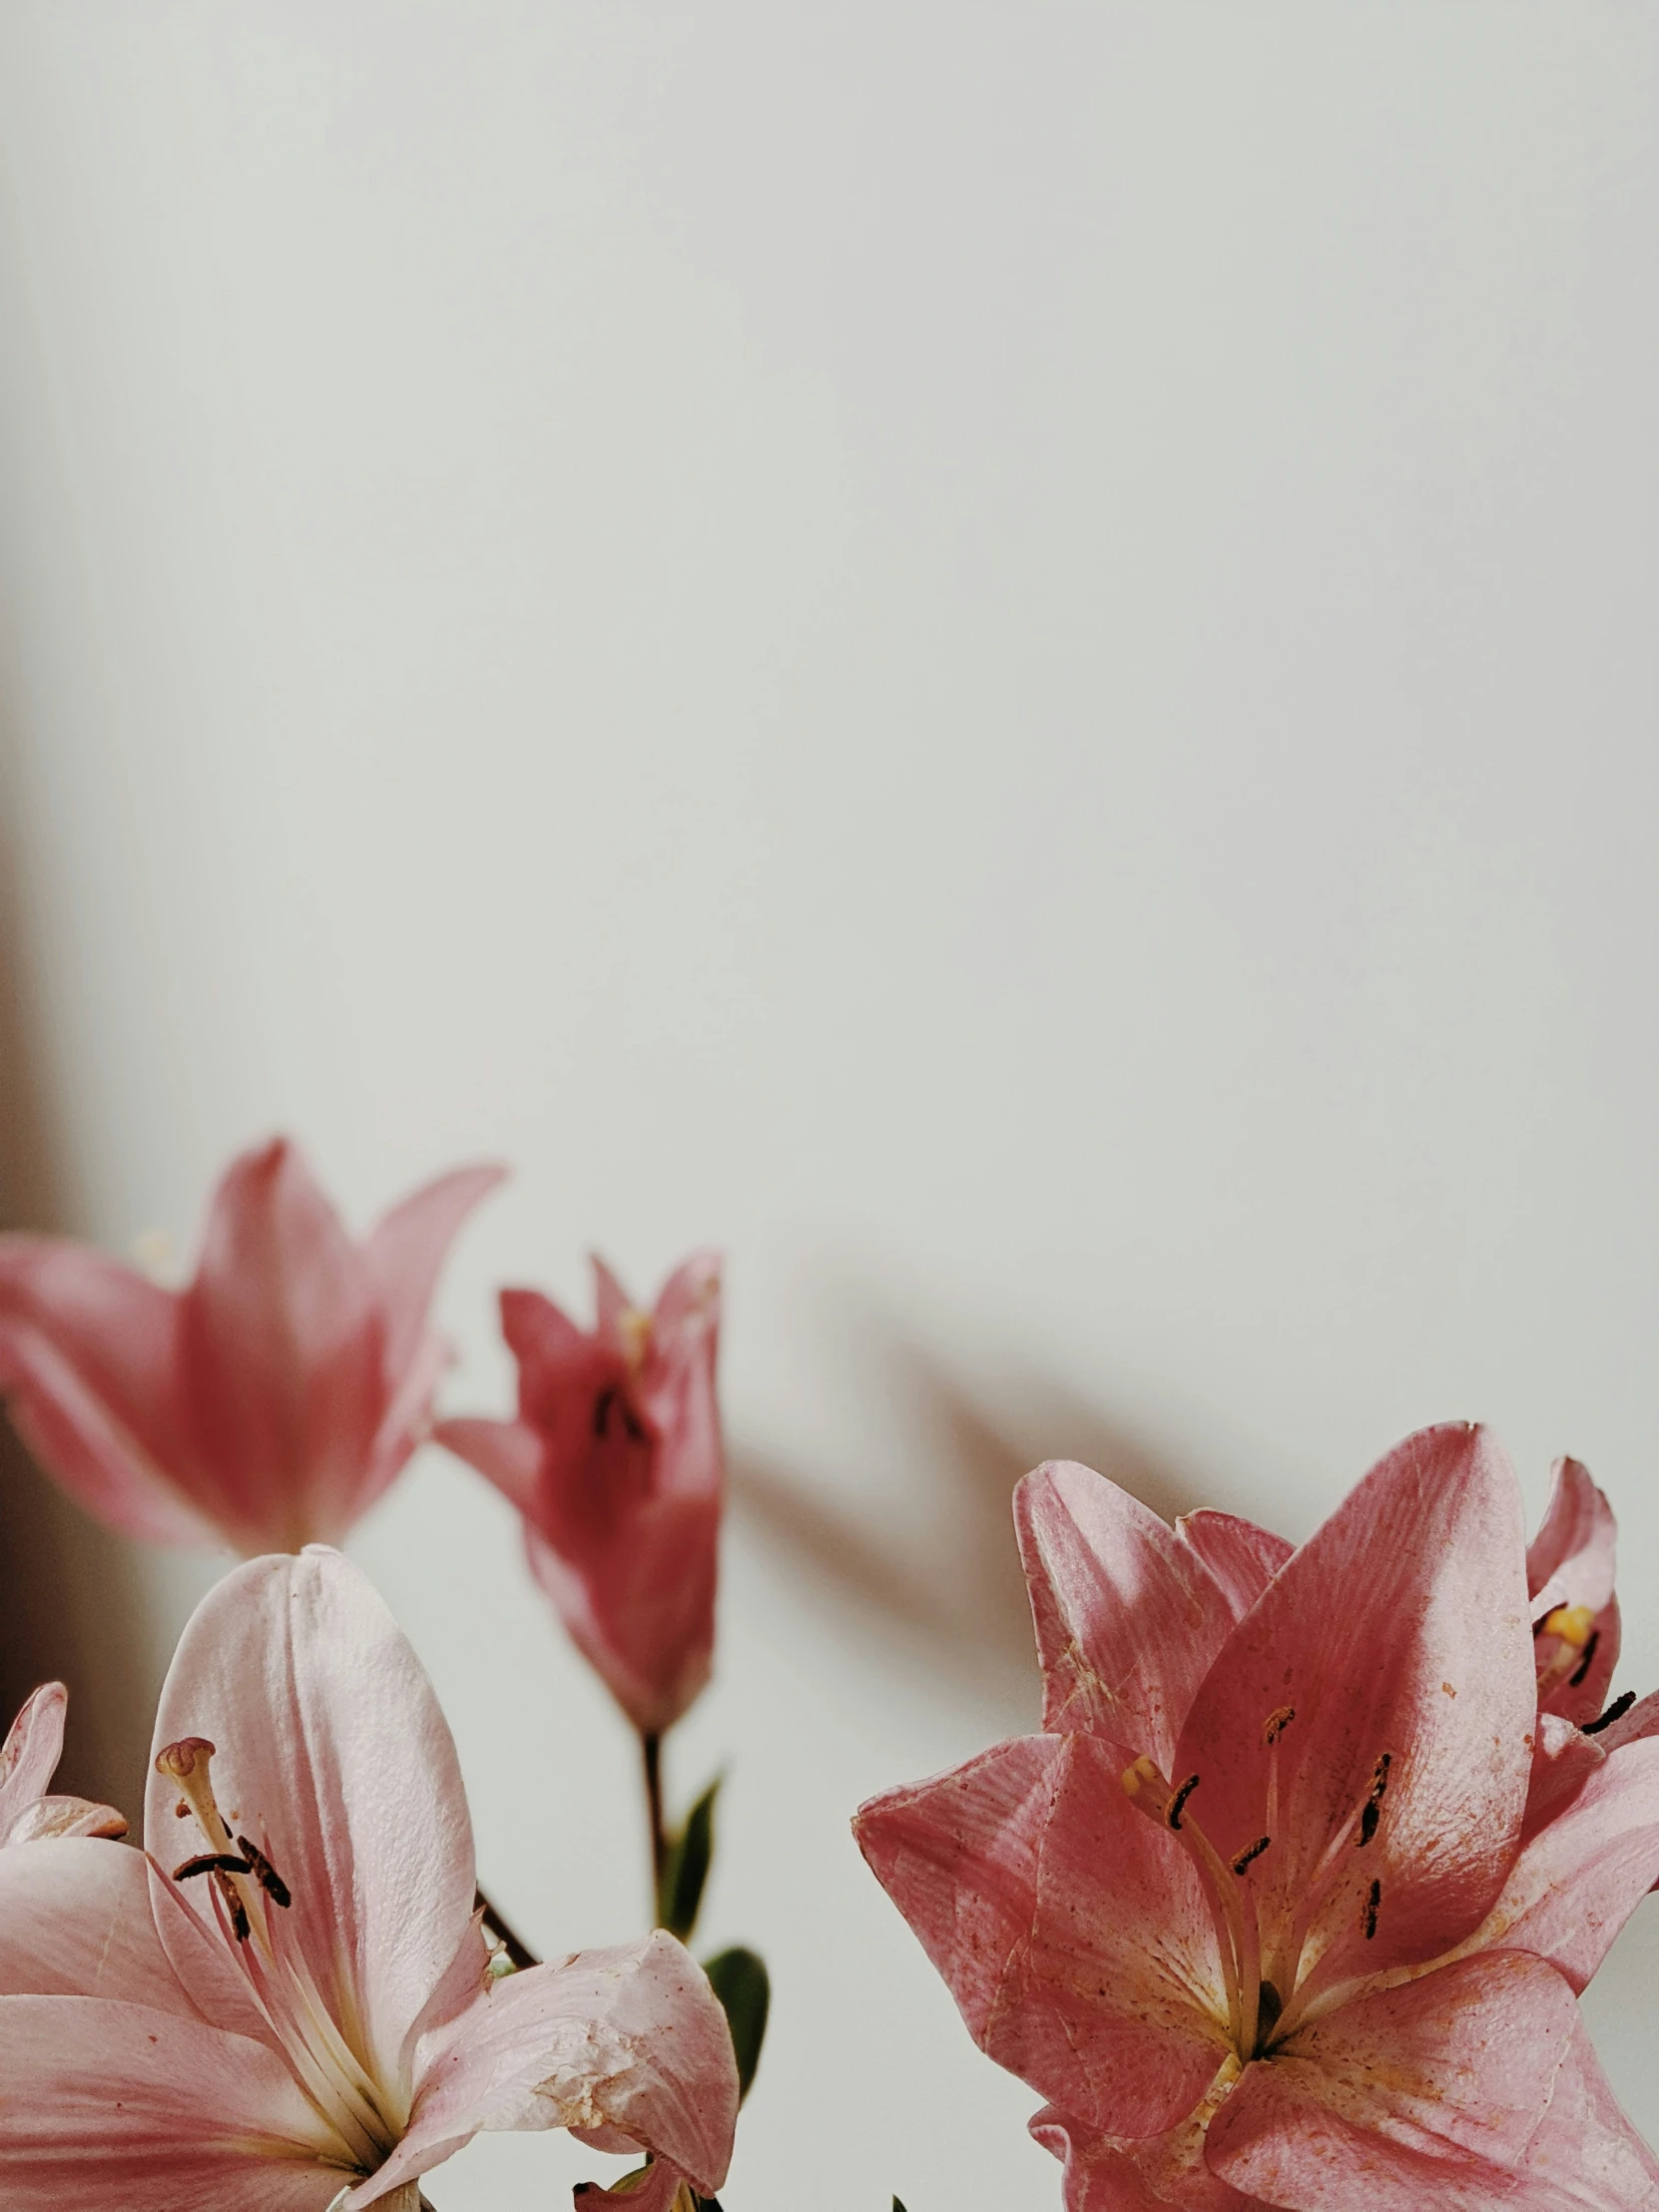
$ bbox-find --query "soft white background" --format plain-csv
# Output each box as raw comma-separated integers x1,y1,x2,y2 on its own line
0,4,1656,2203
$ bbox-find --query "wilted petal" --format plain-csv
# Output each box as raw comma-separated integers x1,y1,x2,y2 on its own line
1205,1951,1578,2208
0,1240,208,1545
178,1141,383,1549
0,1992,346,2210
1461,1735,1659,1990
1015,1462,1236,1765
1175,1511,1293,1623
352,1933,738,2206
144,1549,476,2092
1177,1423,1535,1997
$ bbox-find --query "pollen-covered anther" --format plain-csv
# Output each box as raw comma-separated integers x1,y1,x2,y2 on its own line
1584,1690,1636,1738
213,1865,252,1943
174,1853,251,1883
1263,1705,1295,1746
1541,1603,1596,1650
1231,1835,1271,1876
237,1834,292,1911
1568,1632,1601,1689
1165,1774,1201,1832
1360,1878,1382,1940
1356,1751,1392,1848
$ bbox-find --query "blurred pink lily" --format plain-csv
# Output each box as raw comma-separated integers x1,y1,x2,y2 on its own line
856,1425,1659,2207
439,1253,723,1738
0,1137,503,1554
0,1548,738,2209
0,1683,125,1846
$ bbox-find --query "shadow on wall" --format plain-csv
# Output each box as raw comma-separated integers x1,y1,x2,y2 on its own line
0,728,154,1822
732,1320,1222,1734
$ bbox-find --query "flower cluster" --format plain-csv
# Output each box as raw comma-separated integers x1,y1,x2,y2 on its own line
2,1135,1658,2207
856,1426,1659,2208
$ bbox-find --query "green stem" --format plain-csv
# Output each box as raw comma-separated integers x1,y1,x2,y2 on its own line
642,1729,668,1920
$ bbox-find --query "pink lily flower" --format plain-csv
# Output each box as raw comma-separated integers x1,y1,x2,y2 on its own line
0,1683,126,1845
0,1547,738,2208
856,1424,1659,2207
438,1253,723,1738
0,1137,504,1553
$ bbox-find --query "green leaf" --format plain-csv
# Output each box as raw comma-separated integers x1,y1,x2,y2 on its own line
892,2199,908,2211
658,1776,722,1941
702,1944,770,2103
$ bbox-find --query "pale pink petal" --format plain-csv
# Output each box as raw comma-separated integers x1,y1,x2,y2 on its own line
6,1794,127,1842
144,1549,476,2093
1506,2015,1659,2210
1597,1689,1659,1755
350,1933,738,2206
0,1682,68,1823
363,1163,506,1387
177,1140,383,1549
1031,2100,1261,2212
1175,1511,1294,1622
0,1241,210,1544
0,1992,347,2209
858,1733,1229,2139
1462,1735,1659,1990
435,1414,543,1518
1205,1951,1579,2208
0,1837,188,2005
1176,1422,1535,1999
1015,1461,1236,1767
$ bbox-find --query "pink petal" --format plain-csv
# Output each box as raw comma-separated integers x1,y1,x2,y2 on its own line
1015,1461,1237,1767
177,1139,384,1549
1175,1422,1535,1997
1205,1950,1579,2208
1520,1712,1606,1846
1528,1456,1617,1614
1528,1459,1622,1727
0,1682,68,1824
0,1239,210,1546
350,1932,739,2206
0,1992,346,2209
1463,1734,1659,1991
857,1733,1229,2139
590,1256,636,1351
647,1251,723,1366
1030,2102,1258,2212
525,1503,718,1739
1507,2014,1659,2209
0,1837,190,2005
1175,1511,1294,1622
362,1163,506,1389
855,1735,1063,2053
144,1549,476,2095
435,1414,543,1518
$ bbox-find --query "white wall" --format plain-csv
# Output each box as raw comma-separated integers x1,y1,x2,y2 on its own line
0,5,1656,2203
